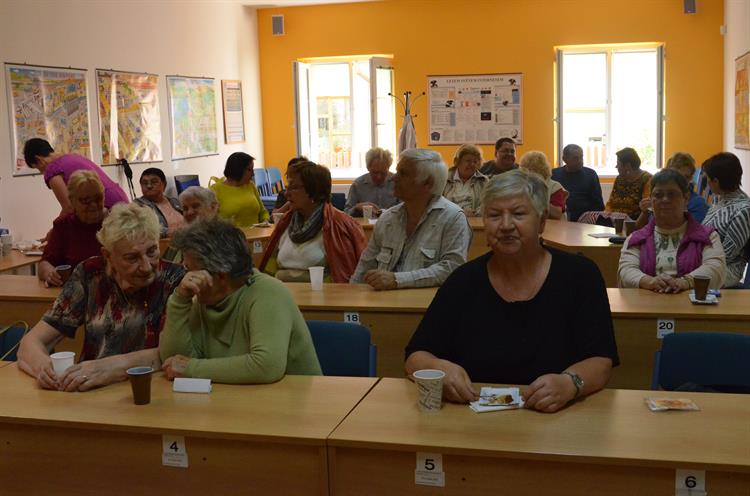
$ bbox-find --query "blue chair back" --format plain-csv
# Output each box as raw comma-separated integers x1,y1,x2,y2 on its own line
174,175,200,195
652,332,750,392
306,320,377,377
253,168,270,196
266,167,284,194
331,193,346,211
743,263,750,289
0,325,28,361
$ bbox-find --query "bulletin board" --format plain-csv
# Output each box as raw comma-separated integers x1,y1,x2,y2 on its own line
427,73,523,145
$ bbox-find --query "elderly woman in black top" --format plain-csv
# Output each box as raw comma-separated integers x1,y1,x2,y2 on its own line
405,170,619,413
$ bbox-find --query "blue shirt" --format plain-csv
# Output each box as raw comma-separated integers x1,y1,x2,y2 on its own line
551,166,605,221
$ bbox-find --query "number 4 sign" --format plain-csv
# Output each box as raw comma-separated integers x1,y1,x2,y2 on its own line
415,452,445,487
162,435,189,468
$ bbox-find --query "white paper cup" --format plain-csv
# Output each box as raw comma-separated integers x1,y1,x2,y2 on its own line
413,369,445,412
362,205,373,220
50,351,75,376
309,266,324,291
272,212,284,224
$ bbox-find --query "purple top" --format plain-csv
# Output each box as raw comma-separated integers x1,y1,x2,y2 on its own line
44,154,129,208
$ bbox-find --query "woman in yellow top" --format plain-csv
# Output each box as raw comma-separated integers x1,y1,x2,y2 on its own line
210,152,270,227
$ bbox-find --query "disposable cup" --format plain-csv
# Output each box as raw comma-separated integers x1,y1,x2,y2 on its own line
613,217,625,235
0,234,11,256
309,266,324,291
272,212,284,224
623,220,637,236
56,264,72,283
362,205,373,220
693,275,710,301
126,366,154,405
50,351,75,376
413,369,445,412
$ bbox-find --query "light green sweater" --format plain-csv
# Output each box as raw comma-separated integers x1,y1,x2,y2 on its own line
159,271,321,383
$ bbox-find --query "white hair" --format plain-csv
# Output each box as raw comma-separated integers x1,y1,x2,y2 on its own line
482,169,549,218
96,203,160,251
179,186,218,208
365,147,393,169
399,148,448,195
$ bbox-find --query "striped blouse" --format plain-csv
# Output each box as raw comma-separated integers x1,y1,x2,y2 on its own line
702,189,750,286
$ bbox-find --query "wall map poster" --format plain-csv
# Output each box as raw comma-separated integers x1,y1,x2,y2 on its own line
167,76,218,160
5,64,91,176
427,73,523,145
735,51,750,150
97,70,162,164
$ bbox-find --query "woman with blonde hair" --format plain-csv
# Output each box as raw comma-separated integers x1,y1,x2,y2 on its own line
519,151,568,220
18,203,185,392
443,144,488,216
38,170,107,286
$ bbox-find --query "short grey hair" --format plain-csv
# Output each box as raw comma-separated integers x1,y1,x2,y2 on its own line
481,169,549,218
171,219,253,280
365,147,393,169
399,148,448,195
179,186,218,208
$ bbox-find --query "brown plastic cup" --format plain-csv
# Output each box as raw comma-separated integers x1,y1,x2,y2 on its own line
614,217,625,235
127,366,154,405
55,264,72,283
624,220,636,236
693,275,710,301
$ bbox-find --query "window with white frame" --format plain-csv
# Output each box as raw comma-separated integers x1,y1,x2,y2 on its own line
557,45,664,175
294,57,396,179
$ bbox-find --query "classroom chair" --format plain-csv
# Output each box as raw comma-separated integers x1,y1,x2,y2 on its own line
174,175,200,195
331,193,346,211
261,166,283,210
306,320,377,377
0,324,28,362
651,332,750,393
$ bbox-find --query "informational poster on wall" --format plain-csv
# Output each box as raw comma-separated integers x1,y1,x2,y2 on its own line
221,80,245,144
5,63,91,176
735,51,750,150
427,73,523,146
96,69,163,165
166,76,218,160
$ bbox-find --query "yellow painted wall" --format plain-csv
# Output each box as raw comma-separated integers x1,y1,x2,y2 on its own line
258,0,723,174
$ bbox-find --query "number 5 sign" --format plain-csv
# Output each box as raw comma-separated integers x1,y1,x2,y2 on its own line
415,452,445,487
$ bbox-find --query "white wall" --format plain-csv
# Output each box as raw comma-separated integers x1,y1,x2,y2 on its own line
724,0,750,191
0,0,263,240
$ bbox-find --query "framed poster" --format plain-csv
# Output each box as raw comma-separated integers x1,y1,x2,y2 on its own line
427,73,523,146
735,51,750,150
5,63,91,176
166,75,218,160
96,69,162,165
221,80,245,144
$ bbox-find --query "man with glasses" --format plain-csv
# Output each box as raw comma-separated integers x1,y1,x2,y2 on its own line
479,137,519,178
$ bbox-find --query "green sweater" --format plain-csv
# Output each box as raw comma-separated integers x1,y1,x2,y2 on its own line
159,271,322,383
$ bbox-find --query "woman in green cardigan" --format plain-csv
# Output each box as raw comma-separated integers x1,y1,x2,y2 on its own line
159,219,321,383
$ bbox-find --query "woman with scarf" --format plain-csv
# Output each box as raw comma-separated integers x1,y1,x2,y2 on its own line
259,160,367,283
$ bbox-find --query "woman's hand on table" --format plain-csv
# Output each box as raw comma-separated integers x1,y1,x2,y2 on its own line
35,361,59,390
162,355,190,379
523,373,577,413
58,357,119,392
435,360,479,403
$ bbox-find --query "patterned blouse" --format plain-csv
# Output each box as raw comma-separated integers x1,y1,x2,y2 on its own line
702,190,750,286
605,170,652,219
42,257,185,361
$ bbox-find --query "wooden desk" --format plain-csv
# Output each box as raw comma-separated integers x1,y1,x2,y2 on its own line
159,225,275,266
356,217,619,285
0,363,377,495
609,288,750,389
4,276,749,390
328,378,750,495
0,250,40,275
286,283,435,379
542,219,620,286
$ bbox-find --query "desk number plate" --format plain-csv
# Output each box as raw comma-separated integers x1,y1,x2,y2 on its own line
415,452,445,487
657,319,675,339
162,435,189,468
675,469,706,495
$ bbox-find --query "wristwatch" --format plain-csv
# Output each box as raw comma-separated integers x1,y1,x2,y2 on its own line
562,371,584,398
